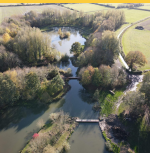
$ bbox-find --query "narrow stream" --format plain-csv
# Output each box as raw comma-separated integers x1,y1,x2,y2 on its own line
0,27,108,153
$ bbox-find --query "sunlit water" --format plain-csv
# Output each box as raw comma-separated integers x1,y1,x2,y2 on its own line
0,27,108,153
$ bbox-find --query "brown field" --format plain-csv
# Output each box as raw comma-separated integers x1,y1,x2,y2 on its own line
138,18,150,30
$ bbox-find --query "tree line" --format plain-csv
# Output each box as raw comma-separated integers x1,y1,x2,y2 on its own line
78,65,126,89
76,30,120,67
25,9,125,32
0,8,126,107
0,65,72,108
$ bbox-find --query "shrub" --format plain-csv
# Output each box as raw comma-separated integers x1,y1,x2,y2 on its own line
23,72,40,100
81,70,91,85
2,32,11,44
43,144,56,153
92,68,102,87
93,89,99,101
105,141,113,152
70,42,83,55
49,113,60,121
65,68,72,77
7,27,57,64
0,73,19,107
0,45,21,71
60,53,69,62
46,74,65,96
63,141,70,151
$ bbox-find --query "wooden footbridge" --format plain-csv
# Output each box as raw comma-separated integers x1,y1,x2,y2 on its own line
65,77,80,80
76,118,99,123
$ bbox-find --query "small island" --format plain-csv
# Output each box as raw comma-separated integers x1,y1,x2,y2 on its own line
58,28,71,39
21,111,78,153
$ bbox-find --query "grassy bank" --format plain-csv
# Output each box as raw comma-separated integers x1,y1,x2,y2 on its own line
102,131,120,153
99,88,124,117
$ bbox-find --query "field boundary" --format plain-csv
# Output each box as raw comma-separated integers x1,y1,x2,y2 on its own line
0,3,59,7
130,7,150,12
91,3,115,8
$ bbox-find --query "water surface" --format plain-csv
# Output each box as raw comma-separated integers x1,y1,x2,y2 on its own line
0,27,108,153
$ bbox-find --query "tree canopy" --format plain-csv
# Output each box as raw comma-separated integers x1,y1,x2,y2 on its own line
70,42,83,56
125,51,147,70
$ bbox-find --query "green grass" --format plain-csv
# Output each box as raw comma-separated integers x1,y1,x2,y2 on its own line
0,5,67,23
63,3,112,12
122,24,150,70
117,101,128,115
99,89,124,116
102,131,120,153
122,8,150,23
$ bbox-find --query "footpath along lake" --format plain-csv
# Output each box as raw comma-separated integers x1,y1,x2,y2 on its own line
0,27,108,153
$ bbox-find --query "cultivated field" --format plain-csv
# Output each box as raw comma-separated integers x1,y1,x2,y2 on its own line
122,24,150,70
0,4,68,23
63,3,112,12
138,18,150,30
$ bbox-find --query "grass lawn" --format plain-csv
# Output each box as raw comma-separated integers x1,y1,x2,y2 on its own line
122,8,150,23
0,5,68,23
63,3,112,12
122,24,150,70
99,89,124,116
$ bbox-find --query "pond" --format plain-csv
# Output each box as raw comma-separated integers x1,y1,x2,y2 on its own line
0,27,108,153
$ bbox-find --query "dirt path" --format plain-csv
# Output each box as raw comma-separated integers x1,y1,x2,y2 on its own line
116,74,143,109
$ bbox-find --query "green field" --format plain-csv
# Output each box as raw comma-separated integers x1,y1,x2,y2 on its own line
63,4,150,23
122,8,150,23
122,24,150,70
0,4,67,23
63,3,112,12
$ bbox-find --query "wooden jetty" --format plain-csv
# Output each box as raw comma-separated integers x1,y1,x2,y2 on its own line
76,118,99,123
